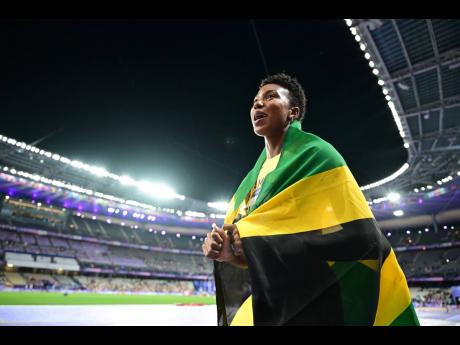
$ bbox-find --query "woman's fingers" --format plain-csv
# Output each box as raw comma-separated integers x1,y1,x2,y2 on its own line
211,231,223,244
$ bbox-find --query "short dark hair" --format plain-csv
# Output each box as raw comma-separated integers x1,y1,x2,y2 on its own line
260,73,307,122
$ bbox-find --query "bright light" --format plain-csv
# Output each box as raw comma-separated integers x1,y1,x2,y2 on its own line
89,166,109,177
378,79,384,86
185,210,207,218
421,187,425,191
359,43,366,51
406,230,411,235
360,163,409,191
443,225,447,229
192,235,196,240
119,175,135,186
369,61,375,68
393,210,404,217
176,233,181,238
425,228,429,232
457,171,460,176
207,201,229,211
437,181,442,185
372,68,379,75
7,263,13,268
427,185,432,189
5,195,10,200
345,19,353,27
161,230,166,235
387,232,391,237
413,188,419,192
107,219,111,224
403,143,409,148
350,27,357,35
387,192,401,202
354,35,361,42
137,181,178,199
92,216,96,220
382,88,389,95
364,53,371,60
37,202,42,207
71,160,84,169
388,101,405,138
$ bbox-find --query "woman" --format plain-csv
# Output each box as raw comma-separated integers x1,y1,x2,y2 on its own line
203,73,419,326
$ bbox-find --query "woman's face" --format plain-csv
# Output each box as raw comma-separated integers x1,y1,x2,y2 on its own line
250,83,294,137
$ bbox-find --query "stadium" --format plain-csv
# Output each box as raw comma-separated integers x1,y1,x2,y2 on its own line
1,18,460,326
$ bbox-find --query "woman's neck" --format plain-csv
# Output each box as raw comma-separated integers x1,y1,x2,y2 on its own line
264,130,287,159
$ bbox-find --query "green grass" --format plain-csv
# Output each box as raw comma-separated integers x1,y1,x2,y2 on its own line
0,291,216,305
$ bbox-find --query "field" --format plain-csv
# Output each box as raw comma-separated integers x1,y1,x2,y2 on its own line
0,291,216,305
1,291,459,325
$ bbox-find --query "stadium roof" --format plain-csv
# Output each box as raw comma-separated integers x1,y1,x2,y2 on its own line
348,19,460,198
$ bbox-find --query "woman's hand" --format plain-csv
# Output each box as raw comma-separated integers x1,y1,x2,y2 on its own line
222,224,243,256
202,223,248,268
202,223,233,262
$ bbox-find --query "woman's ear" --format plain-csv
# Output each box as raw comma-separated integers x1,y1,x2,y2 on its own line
289,107,300,122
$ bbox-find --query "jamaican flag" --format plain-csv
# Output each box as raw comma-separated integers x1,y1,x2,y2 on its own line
214,120,419,326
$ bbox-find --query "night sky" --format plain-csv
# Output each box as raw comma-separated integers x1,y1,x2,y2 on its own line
0,19,407,202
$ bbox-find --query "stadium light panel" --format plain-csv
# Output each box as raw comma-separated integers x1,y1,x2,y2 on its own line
137,181,179,199
120,175,135,186
192,235,196,240
345,19,353,27
369,61,375,68
372,68,379,75
359,43,366,51
350,27,357,35
403,143,409,148
354,35,361,42
207,201,229,211
393,210,404,217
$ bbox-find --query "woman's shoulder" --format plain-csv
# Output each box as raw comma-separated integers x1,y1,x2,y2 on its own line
291,129,346,166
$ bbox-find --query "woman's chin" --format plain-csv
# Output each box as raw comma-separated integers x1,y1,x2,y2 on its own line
252,123,269,137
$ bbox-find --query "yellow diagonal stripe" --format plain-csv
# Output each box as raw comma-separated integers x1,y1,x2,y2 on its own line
235,166,373,238
359,259,379,272
373,250,411,326
230,295,254,326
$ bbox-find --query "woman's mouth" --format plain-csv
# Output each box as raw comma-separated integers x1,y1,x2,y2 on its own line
253,111,267,124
